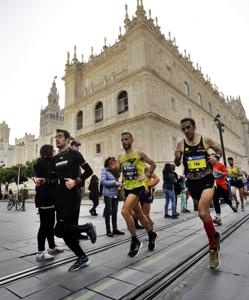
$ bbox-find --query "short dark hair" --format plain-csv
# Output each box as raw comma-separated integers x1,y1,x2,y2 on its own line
56,129,70,139
71,140,81,147
40,144,54,159
180,118,196,127
227,157,233,161
121,132,133,139
104,156,115,168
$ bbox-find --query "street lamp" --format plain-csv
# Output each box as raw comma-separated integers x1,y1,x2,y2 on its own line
214,112,227,166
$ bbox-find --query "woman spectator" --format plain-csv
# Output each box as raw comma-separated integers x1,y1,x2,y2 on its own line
100,157,125,237
162,163,177,218
34,144,63,261
88,175,100,216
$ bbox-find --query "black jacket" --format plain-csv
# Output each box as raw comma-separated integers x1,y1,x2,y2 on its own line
34,158,56,208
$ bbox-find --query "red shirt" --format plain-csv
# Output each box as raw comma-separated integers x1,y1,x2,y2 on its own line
213,162,227,189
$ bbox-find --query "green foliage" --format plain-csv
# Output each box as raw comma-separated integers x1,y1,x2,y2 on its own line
0,159,37,185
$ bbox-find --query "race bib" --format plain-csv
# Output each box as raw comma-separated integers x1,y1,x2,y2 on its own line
187,155,207,170
123,165,138,180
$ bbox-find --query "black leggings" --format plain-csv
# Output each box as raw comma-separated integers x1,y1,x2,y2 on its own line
213,185,232,214
37,208,56,252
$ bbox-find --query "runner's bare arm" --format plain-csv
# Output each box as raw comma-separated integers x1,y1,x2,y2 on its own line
139,151,156,177
204,137,222,157
174,140,183,166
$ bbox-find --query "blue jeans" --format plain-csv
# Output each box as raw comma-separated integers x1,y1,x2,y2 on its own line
164,188,177,216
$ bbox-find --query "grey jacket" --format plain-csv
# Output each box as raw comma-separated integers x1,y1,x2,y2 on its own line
100,168,118,197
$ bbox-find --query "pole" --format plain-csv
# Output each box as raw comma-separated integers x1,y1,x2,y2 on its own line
218,124,227,167
17,165,21,197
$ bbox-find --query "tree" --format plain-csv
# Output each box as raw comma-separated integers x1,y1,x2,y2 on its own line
24,159,37,179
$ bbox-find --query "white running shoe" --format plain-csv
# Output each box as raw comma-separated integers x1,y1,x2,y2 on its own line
36,250,54,261
48,246,64,255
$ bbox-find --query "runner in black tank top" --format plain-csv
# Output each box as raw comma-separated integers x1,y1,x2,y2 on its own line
174,118,222,269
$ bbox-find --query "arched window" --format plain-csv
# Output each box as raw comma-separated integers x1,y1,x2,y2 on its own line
76,111,83,130
117,91,128,114
197,93,202,106
95,102,103,123
184,81,190,97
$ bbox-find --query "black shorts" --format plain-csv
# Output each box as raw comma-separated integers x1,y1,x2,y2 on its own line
140,191,153,205
230,179,243,189
186,173,214,200
124,186,145,199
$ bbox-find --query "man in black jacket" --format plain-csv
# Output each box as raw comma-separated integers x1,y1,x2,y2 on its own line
53,129,96,272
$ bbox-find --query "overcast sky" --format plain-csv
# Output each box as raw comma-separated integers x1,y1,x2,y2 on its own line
1,0,249,144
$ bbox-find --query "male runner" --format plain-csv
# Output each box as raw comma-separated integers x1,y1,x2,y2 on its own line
211,154,237,225
54,129,97,271
118,132,158,257
227,157,245,211
174,118,222,269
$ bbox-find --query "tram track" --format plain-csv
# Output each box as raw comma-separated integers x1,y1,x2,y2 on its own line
0,214,198,287
121,213,249,300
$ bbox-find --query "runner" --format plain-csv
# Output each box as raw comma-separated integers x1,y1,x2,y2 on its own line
53,129,97,272
174,118,222,269
210,154,237,226
227,157,245,211
118,132,158,257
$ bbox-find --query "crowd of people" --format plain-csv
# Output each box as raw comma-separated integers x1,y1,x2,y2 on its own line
32,117,248,272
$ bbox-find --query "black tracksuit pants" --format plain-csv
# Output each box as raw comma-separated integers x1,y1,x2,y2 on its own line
213,185,232,214
38,208,56,252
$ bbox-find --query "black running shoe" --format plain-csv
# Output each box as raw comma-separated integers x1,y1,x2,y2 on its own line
87,222,97,244
113,229,125,235
128,240,142,257
68,256,90,272
148,231,158,251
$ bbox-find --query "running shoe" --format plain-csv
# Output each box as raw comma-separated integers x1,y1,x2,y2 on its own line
87,222,97,243
68,256,90,272
213,217,222,226
209,249,220,269
128,240,142,257
229,205,238,213
36,250,54,262
48,246,64,255
148,231,158,251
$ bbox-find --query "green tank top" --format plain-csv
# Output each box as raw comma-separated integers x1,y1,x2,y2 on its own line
119,150,145,190
227,166,242,181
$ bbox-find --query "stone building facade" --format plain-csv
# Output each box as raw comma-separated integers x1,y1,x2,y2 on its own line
62,1,249,182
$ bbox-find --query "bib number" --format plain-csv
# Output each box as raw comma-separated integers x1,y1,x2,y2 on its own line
123,166,138,180
187,155,207,170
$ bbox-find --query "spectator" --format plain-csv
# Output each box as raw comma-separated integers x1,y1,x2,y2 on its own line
100,157,125,237
163,163,177,218
88,175,100,216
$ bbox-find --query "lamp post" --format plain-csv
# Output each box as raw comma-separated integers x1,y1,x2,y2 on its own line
214,112,227,166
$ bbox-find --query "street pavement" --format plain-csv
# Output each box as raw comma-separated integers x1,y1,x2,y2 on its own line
0,198,248,299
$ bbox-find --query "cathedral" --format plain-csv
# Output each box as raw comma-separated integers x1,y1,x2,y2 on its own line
0,78,64,167
1,1,249,186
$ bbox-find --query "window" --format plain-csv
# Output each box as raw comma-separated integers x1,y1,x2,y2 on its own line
96,143,101,154
76,111,83,130
188,108,192,117
95,102,103,123
184,81,190,97
171,98,177,111
208,102,212,113
117,91,128,114
197,93,202,106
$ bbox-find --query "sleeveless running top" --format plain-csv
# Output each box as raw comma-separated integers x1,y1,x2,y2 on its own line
227,166,242,181
183,136,212,180
119,150,145,190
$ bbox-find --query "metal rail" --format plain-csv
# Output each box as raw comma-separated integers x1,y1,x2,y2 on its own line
0,214,197,287
121,213,249,300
